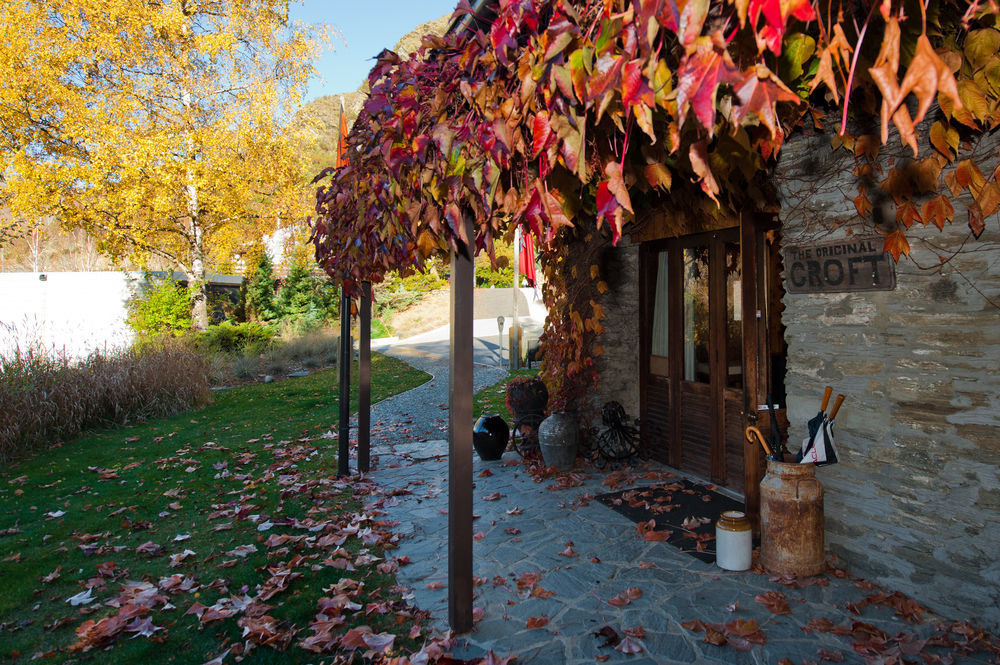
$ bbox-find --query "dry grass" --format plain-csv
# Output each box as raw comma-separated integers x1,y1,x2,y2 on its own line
206,328,341,386
389,287,451,338
0,340,209,463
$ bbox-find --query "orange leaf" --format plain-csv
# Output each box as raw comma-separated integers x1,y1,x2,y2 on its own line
929,120,959,158
754,591,792,615
921,195,954,230
854,190,872,218
976,181,1000,218
896,201,922,229
636,518,671,541
969,201,986,237
883,229,910,261
526,616,550,629
896,35,963,129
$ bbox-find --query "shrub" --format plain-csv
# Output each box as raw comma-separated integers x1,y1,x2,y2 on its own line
276,260,339,327
194,321,275,355
243,253,279,322
126,274,191,337
476,262,514,288
0,340,209,462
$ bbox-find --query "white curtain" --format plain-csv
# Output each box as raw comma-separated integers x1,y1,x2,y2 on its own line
651,252,669,357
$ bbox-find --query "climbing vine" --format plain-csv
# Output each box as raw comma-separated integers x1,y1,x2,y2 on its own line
312,0,1000,408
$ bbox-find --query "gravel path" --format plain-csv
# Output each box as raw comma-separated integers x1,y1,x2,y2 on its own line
350,343,507,459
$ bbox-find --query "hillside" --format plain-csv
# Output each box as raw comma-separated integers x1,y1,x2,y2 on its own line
295,14,452,180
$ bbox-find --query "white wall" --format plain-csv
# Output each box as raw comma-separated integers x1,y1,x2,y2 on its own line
0,272,136,359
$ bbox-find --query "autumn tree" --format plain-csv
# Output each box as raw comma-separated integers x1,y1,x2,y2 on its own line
0,0,325,329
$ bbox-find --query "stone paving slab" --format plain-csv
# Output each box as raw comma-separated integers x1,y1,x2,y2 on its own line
355,345,993,664
364,441,992,665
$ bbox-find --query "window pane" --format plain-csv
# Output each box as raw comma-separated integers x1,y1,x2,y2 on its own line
651,251,669,359
725,241,743,389
683,245,710,383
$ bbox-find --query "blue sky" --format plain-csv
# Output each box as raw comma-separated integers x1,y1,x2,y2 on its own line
290,0,461,102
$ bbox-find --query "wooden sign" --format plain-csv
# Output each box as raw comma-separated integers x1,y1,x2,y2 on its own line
784,237,896,294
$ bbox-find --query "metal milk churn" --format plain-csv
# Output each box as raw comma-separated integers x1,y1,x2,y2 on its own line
760,460,825,576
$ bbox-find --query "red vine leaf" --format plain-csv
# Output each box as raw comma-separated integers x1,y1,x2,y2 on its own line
676,33,742,136
731,64,800,140
533,111,554,158
689,140,721,204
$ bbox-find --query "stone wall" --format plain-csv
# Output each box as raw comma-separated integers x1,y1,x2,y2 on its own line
775,122,1000,628
586,238,641,427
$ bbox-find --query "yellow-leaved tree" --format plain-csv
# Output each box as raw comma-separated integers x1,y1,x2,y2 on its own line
0,0,325,329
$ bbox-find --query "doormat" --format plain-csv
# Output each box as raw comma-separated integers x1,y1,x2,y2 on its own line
596,478,750,564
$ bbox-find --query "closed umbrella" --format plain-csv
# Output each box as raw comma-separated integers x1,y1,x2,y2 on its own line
799,394,844,466
797,386,831,462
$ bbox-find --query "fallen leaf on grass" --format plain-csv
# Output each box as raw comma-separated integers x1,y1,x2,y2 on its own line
526,616,550,629
66,588,96,606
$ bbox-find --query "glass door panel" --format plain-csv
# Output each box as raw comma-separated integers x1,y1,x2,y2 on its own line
683,244,710,383
725,241,744,390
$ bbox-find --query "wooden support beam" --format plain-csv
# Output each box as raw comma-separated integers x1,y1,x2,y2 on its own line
448,213,474,633
337,284,351,477
359,281,372,473
740,217,763,532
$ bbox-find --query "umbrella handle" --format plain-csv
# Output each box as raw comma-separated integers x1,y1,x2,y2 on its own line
821,386,833,412
829,394,846,420
745,426,773,457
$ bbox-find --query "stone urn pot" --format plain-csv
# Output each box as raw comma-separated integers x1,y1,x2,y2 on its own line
538,412,578,471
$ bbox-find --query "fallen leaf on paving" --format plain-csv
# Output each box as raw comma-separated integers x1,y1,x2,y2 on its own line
636,519,671,541
426,581,446,590
526,616,550,629
506,506,524,515
755,591,792,615
615,636,644,654
531,588,555,598
482,492,504,501
704,626,729,646
473,531,486,541
558,542,579,557
817,648,846,662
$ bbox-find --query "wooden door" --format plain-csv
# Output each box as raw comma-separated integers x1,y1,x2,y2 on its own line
640,229,749,493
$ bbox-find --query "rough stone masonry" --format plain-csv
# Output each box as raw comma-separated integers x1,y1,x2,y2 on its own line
775,114,1000,629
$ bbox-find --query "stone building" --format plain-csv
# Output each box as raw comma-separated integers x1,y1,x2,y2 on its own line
589,118,1000,628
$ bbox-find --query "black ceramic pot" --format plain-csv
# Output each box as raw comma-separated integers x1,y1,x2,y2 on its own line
473,414,510,461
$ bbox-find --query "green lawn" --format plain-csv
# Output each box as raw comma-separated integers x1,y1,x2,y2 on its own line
0,354,429,663
472,368,540,420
